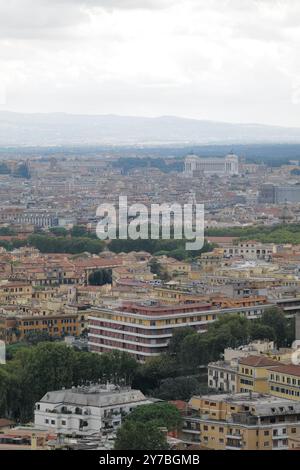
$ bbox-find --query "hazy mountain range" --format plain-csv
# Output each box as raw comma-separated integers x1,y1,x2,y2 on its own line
0,111,300,146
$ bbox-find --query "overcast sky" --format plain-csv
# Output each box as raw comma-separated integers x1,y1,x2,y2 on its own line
0,0,300,126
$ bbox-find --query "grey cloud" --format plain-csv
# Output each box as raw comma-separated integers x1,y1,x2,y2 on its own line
0,1,90,39
0,0,177,39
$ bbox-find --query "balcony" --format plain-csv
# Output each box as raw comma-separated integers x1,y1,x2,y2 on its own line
183,428,200,434
273,445,289,450
226,436,243,450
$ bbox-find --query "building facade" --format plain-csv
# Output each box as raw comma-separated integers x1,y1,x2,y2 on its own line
184,153,239,177
182,393,300,450
259,184,300,204
34,384,151,436
207,360,238,393
268,364,300,401
88,301,269,361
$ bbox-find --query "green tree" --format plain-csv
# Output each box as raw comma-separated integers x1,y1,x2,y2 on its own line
24,331,52,345
260,307,288,347
125,402,182,431
88,269,112,286
168,327,195,355
133,355,177,392
114,421,168,450
249,322,275,341
70,225,88,237
11,342,75,421
154,376,206,401
0,369,10,417
0,227,16,236
179,334,211,369
49,227,68,237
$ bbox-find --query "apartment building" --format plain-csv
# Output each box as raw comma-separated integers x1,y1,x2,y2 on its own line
208,350,300,401
0,316,18,344
207,347,282,394
15,313,80,340
238,356,280,394
0,282,33,305
224,241,276,260
182,393,300,450
34,384,151,436
88,301,213,361
208,359,238,393
268,364,300,401
88,301,269,361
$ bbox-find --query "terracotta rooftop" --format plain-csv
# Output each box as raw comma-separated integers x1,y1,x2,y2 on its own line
239,355,280,368
72,257,123,268
267,363,300,377
0,419,15,428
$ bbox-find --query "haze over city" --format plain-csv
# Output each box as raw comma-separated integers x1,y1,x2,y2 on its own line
1,0,300,128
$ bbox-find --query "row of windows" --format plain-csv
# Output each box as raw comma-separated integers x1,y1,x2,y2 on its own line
22,318,77,326
91,309,262,327
270,374,300,386
208,370,236,381
240,378,253,386
270,385,300,397
45,418,66,426
23,326,77,333
240,367,253,375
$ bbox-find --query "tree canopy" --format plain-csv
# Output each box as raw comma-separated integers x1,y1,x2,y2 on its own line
114,421,168,450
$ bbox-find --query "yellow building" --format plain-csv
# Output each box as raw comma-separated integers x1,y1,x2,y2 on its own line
15,313,80,340
237,356,280,394
0,282,33,305
182,393,300,450
268,364,300,401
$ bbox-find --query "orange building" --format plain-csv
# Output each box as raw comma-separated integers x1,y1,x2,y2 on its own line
14,313,80,340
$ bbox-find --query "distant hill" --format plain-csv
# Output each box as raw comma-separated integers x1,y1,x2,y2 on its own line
0,112,300,146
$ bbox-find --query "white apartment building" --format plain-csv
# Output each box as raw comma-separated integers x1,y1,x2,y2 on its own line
208,359,239,393
34,384,152,436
